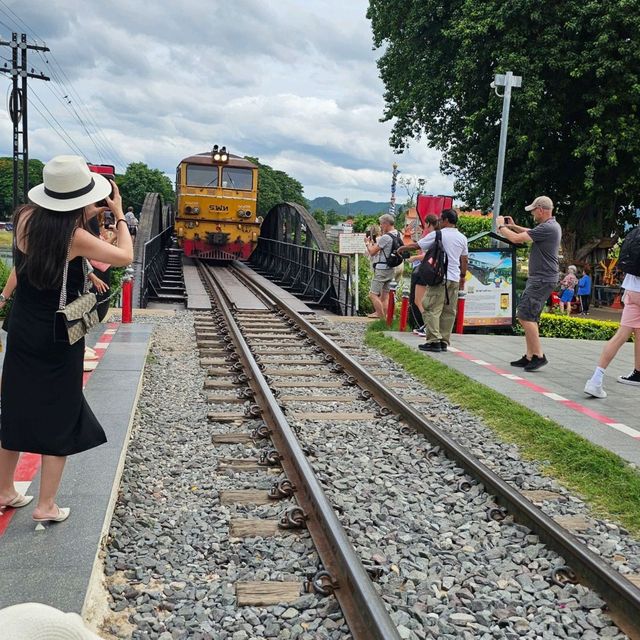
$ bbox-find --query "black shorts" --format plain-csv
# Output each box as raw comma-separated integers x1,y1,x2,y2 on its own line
517,281,555,322
128,226,137,236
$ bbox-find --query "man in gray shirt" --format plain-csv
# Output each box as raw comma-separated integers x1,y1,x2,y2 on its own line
497,196,562,371
365,214,401,319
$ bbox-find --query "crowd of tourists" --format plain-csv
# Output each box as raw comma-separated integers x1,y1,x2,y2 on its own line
364,195,640,395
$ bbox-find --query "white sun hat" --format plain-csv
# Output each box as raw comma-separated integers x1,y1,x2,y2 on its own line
28,155,112,212
0,602,104,639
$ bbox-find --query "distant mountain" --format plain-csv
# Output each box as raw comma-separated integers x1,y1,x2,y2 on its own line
308,197,393,217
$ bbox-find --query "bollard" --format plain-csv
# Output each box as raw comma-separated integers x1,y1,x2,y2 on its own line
121,265,134,324
386,281,397,327
399,288,410,332
454,289,466,334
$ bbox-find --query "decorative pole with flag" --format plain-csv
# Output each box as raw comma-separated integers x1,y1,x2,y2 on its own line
388,163,399,218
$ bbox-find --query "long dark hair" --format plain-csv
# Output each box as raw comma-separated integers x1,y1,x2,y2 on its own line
14,204,88,290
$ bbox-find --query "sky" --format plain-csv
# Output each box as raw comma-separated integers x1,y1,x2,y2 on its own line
0,1,454,204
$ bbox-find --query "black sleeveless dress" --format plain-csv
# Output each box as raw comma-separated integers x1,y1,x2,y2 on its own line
0,251,107,455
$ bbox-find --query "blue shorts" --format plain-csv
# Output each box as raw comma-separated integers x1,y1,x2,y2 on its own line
560,288,574,303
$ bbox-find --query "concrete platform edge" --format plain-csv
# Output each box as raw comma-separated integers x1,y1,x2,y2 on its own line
81,327,152,626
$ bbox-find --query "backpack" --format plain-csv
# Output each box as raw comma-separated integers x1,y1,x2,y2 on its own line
618,227,640,276
382,231,405,268
417,230,448,286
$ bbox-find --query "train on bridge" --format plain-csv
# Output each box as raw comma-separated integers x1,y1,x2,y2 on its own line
174,147,261,260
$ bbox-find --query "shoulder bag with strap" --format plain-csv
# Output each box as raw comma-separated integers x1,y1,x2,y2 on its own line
54,234,100,345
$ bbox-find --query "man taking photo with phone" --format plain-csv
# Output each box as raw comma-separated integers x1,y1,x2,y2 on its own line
497,196,561,371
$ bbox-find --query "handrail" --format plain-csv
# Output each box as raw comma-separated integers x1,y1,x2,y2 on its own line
140,225,174,307
252,237,355,315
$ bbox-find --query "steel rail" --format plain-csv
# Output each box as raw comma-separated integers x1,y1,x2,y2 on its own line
232,263,640,640
198,262,401,640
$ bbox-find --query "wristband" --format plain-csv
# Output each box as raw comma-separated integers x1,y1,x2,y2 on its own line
116,219,127,228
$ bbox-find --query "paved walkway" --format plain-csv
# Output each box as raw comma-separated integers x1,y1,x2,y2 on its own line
389,331,640,467
0,322,152,613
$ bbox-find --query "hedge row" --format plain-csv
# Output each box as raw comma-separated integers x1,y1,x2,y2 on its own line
513,313,624,341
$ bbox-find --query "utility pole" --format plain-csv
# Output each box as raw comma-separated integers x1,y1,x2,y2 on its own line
490,71,522,239
0,33,50,209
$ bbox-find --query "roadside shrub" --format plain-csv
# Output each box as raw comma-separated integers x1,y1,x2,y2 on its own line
513,313,625,341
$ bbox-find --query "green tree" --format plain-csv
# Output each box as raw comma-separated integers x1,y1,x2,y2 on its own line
326,209,340,225
0,157,45,218
368,0,640,262
115,162,174,213
312,209,327,227
245,157,306,215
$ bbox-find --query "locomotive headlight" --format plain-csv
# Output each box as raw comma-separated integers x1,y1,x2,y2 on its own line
185,221,195,229
193,207,200,214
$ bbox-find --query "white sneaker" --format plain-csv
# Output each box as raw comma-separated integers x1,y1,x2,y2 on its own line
584,379,607,398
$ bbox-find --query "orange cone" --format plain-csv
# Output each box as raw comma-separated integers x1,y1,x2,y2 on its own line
611,294,623,309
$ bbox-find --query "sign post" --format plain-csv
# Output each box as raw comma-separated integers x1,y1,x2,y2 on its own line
339,233,367,314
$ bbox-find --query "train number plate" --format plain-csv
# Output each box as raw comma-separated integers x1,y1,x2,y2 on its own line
209,204,229,212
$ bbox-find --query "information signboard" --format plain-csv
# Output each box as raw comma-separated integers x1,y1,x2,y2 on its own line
463,248,515,326
339,233,367,255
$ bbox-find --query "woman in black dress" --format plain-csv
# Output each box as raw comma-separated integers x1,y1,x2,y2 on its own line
0,156,134,523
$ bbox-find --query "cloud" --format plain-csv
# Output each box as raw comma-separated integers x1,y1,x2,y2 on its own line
0,0,453,202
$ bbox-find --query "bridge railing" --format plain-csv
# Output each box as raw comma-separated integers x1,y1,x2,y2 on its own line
140,226,174,307
252,238,355,315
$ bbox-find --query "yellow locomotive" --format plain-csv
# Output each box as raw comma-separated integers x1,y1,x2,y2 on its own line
175,146,261,260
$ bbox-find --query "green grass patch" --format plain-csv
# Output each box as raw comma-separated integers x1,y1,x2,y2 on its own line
365,321,640,535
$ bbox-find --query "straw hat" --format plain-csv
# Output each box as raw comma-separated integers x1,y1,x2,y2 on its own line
28,156,111,212
0,603,104,639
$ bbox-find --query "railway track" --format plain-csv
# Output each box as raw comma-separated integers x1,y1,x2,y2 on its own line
197,260,640,640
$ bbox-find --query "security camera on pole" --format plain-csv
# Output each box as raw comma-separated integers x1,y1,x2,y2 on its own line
490,71,522,244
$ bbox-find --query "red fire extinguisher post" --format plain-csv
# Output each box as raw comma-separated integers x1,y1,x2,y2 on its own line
121,266,134,324
399,288,410,332
386,281,397,328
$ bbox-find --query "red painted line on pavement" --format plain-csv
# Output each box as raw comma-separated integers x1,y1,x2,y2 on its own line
559,399,616,423
0,322,119,537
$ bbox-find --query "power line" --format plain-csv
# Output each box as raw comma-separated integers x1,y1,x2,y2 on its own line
27,95,88,158
29,87,89,157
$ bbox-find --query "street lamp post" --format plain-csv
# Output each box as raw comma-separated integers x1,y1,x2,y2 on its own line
490,71,522,238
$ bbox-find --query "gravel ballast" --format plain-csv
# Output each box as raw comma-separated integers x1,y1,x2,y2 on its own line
98,311,637,639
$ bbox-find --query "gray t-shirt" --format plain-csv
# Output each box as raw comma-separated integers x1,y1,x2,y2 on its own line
373,230,400,268
527,217,561,282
